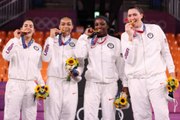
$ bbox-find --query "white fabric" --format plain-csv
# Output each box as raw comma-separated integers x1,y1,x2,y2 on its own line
121,24,175,78
84,81,117,120
75,34,127,119
75,34,127,86
128,73,169,120
121,24,175,120
44,77,78,120
2,37,44,84
42,35,82,120
2,37,44,120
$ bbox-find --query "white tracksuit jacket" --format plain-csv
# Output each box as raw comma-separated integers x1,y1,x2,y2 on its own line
121,24,175,120
2,37,44,120
75,34,127,120
42,35,83,120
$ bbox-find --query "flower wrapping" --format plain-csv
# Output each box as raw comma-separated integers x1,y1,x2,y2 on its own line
34,85,49,101
114,91,129,109
166,77,179,98
65,57,79,81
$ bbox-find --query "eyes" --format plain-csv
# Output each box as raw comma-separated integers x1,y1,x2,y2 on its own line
23,24,34,28
128,13,138,18
94,22,106,27
60,22,72,26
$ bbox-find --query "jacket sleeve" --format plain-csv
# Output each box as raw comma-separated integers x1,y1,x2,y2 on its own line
121,33,135,65
74,34,89,60
36,46,45,85
157,25,175,73
42,37,54,62
116,41,128,87
73,34,88,82
2,38,18,61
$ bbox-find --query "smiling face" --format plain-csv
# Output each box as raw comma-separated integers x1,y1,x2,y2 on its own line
127,8,144,28
21,20,35,38
94,18,109,37
59,17,73,36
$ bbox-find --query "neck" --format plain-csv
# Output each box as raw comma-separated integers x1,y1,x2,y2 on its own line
62,33,70,38
97,34,107,38
24,36,32,43
133,21,143,29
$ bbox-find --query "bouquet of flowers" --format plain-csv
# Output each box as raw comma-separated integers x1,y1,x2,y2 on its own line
166,77,179,98
34,85,49,101
65,57,79,81
114,91,129,109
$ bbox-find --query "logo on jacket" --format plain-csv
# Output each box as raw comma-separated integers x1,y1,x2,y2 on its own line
34,46,39,51
107,43,114,49
6,43,14,54
69,42,75,47
147,33,154,39
44,44,49,56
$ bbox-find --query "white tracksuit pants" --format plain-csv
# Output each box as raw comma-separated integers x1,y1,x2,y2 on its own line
128,73,169,120
4,79,37,120
84,81,118,120
44,77,78,120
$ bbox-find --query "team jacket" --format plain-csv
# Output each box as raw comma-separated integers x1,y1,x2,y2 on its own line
75,34,127,86
42,35,83,81
2,37,44,85
121,24,175,79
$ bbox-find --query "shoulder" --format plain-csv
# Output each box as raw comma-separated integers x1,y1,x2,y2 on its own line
107,35,121,48
108,35,120,42
145,24,162,30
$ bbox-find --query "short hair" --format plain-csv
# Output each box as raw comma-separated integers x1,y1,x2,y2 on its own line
128,6,144,14
22,18,35,28
60,16,73,24
94,16,110,26
127,6,144,20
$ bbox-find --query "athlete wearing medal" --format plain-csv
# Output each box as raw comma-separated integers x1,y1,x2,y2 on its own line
121,6,176,120
75,16,128,120
2,19,44,120
42,17,83,120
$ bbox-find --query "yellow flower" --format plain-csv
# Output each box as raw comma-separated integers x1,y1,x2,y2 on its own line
34,85,49,100
174,80,179,88
44,85,49,92
66,57,78,66
34,85,41,93
167,85,173,92
166,77,179,92
119,97,128,106
114,92,128,109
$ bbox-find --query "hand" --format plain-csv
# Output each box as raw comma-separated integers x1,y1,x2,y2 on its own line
125,23,134,41
70,69,79,78
122,87,129,97
84,27,94,37
50,28,61,38
170,72,176,78
14,29,21,39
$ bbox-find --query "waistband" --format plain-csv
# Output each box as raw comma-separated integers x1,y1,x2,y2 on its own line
9,78,35,81
127,72,166,79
